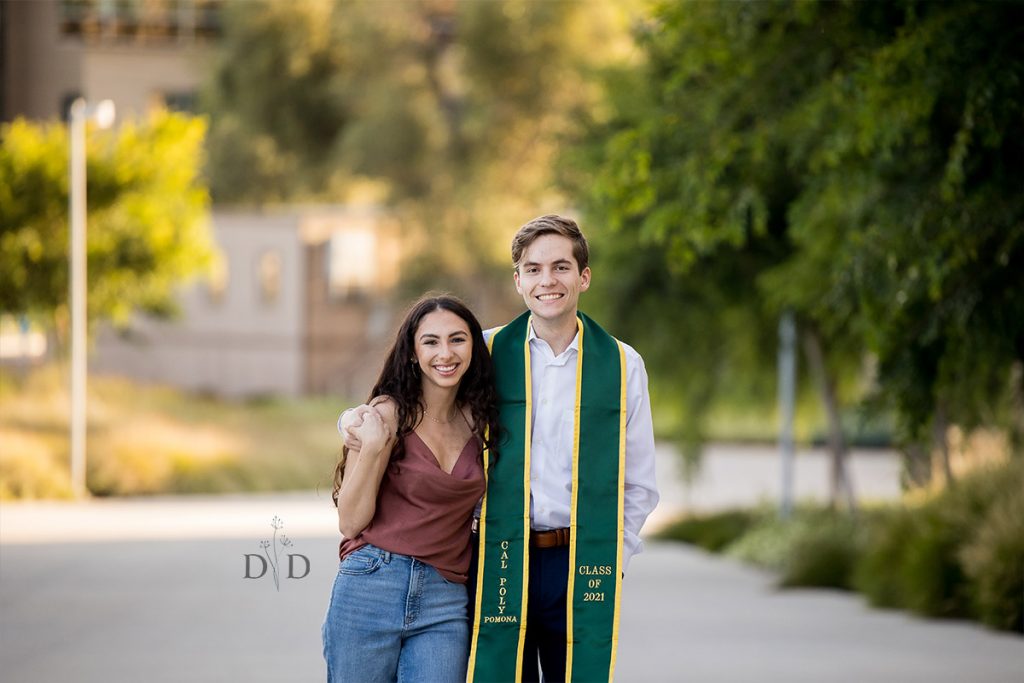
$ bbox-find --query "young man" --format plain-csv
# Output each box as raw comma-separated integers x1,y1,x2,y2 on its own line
340,215,658,682
468,215,658,683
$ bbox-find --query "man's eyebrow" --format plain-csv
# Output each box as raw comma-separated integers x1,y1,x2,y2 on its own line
522,258,573,267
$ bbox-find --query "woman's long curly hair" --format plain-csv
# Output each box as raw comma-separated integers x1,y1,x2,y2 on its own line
332,295,500,505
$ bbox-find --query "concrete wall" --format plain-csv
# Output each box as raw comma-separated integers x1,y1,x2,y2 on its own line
300,206,402,398
302,242,393,399
91,206,404,399
3,0,81,120
2,0,210,122
82,46,208,120
93,211,308,398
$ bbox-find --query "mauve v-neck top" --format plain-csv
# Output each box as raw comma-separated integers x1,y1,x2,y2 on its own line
338,431,485,583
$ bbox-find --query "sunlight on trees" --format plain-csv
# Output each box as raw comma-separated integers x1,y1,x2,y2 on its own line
0,112,215,331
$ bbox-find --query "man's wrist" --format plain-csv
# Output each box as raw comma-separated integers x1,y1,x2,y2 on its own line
337,408,355,434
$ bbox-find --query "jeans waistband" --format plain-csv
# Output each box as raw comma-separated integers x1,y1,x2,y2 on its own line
358,542,393,563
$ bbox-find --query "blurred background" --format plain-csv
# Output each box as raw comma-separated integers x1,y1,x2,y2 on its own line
1,1,1022,679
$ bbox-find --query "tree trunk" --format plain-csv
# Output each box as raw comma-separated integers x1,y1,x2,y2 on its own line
933,399,954,487
802,325,857,513
903,442,933,488
1010,360,1024,457
422,11,466,163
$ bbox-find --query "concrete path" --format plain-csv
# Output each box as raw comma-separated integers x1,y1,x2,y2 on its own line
1,447,1020,682
618,544,1022,682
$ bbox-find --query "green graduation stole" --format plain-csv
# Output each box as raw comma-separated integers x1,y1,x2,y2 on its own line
469,311,627,683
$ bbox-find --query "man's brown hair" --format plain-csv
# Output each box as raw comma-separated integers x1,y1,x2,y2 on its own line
511,214,589,272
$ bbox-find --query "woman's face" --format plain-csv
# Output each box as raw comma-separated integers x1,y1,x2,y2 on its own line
413,309,473,391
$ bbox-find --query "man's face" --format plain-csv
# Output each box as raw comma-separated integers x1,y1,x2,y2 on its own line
514,234,591,325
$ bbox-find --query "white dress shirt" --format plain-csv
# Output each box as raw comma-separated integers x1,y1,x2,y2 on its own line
485,323,660,573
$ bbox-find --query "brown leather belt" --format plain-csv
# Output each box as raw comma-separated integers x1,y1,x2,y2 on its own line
530,527,570,548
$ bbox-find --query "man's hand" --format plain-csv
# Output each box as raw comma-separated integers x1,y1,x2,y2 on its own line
339,404,376,451
350,409,394,457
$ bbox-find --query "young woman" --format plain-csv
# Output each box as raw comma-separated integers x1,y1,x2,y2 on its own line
322,295,499,683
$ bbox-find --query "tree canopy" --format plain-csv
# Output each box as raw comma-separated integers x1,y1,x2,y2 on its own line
0,112,214,326
201,0,638,296
570,0,1024,472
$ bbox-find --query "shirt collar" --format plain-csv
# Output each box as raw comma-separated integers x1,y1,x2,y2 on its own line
527,318,581,358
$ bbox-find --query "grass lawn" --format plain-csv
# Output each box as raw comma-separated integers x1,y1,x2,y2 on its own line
0,364,350,499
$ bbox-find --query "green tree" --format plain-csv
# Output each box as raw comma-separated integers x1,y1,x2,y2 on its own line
570,0,1024,494
571,1,871,505
0,112,214,328
795,1,1024,473
202,0,637,301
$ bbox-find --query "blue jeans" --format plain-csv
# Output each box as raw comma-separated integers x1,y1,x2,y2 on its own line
322,543,469,683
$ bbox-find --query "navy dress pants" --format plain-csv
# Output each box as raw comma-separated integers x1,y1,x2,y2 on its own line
467,537,570,683
521,545,569,683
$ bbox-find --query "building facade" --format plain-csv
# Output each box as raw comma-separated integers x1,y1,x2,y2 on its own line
2,0,220,122
3,1,404,398
92,205,401,398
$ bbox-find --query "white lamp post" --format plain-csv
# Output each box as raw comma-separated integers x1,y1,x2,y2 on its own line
68,98,115,498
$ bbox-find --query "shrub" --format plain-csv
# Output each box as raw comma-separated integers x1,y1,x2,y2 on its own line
853,507,917,609
1,365,345,499
725,507,861,589
903,460,1024,619
960,470,1024,632
655,509,761,552
896,503,971,618
780,514,861,589
854,458,1024,622
0,430,73,500
726,514,807,572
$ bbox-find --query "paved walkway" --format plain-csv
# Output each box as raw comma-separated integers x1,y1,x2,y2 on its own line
1,447,1020,682
619,543,1022,682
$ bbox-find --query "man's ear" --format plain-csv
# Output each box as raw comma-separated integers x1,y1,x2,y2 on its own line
580,266,591,292
514,269,523,295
